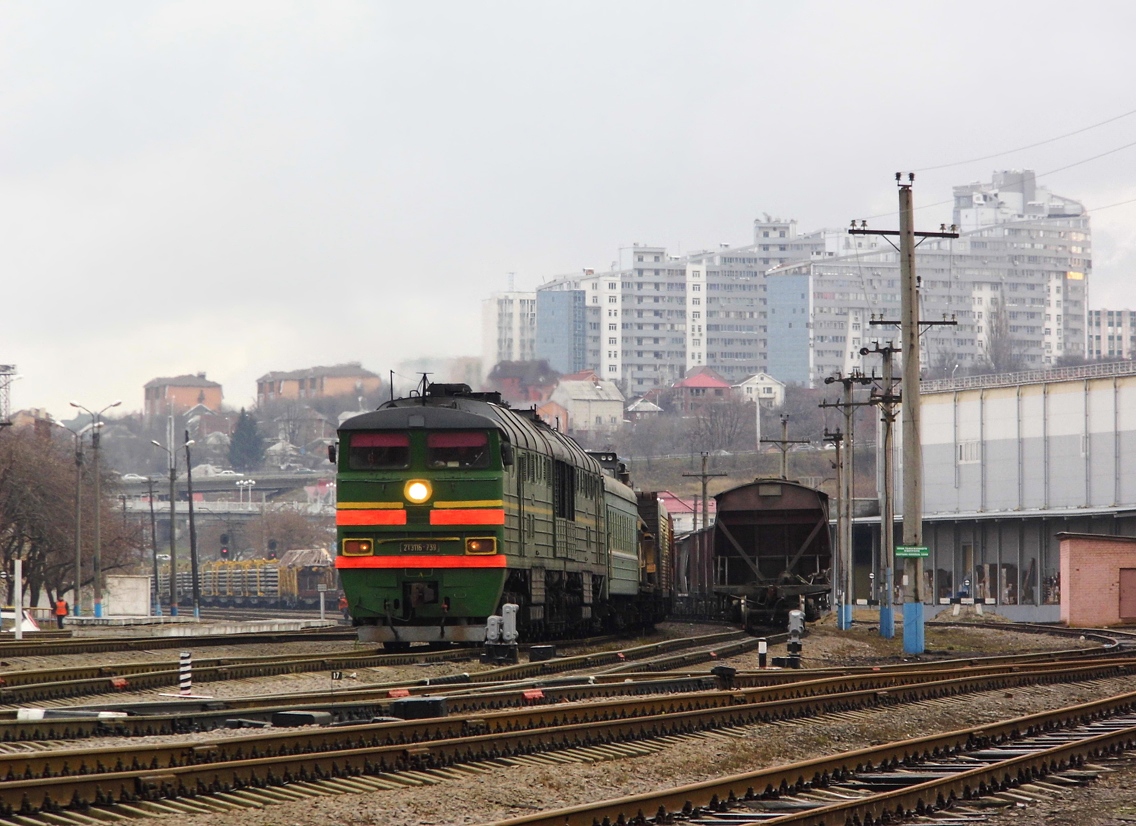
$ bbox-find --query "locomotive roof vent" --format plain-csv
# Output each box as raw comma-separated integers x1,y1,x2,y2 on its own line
427,383,472,397
426,383,504,406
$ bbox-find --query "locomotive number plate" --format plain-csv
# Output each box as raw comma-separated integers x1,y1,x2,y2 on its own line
401,541,440,553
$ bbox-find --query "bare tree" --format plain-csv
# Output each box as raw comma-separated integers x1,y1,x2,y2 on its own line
981,300,1025,374
0,428,139,606
686,399,752,454
241,509,334,559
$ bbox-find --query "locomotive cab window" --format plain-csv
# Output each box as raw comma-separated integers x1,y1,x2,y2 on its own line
427,431,491,469
348,433,410,469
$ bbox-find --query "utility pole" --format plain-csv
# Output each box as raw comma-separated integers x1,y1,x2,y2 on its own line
850,174,958,654
73,437,83,617
823,426,843,624
147,477,160,616
184,430,200,620
167,416,178,617
761,415,810,480
682,453,727,532
820,371,873,630
861,343,900,638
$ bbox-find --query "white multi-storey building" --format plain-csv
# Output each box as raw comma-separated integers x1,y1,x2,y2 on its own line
481,291,537,379
534,219,850,397
1087,309,1136,359
519,172,1091,394
766,171,1090,385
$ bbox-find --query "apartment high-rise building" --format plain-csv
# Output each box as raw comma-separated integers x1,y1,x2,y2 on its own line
512,172,1091,394
1087,309,1136,360
535,289,587,374
766,171,1089,385
532,220,846,397
481,291,536,379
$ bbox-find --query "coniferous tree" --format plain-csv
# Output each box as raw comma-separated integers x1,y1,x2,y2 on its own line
228,409,266,472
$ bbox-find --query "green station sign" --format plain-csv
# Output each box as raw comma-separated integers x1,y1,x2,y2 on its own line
894,545,929,558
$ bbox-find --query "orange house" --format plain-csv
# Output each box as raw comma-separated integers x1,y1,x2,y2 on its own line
144,374,223,422
257,363,382,406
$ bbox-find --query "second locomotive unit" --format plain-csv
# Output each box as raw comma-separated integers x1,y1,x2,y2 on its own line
333,383,670,647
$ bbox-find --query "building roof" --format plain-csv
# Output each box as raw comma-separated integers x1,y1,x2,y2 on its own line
145,373,221,389
257,363,379,382
626,398,662,413
277,548,334,568
733,372,785,388
673,373,732,390
560,369,601,382
672,366,732,390
553,379,625,403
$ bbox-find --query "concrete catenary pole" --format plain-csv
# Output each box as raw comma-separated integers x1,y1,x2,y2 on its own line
879,347,897,639
898,174,924,654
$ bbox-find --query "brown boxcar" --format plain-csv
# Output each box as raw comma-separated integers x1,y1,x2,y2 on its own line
673,478,832,626
714,478,832,625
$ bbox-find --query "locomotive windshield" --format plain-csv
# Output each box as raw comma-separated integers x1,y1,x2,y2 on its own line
427,431,490,469
348,433,410,469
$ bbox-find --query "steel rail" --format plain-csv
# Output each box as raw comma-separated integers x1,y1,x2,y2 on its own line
0,655,1124,744
0,627,356,658
485,689,1136,826
0,631,747,705
0,659,1125,803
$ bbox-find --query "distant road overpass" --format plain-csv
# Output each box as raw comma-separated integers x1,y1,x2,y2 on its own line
117,471,335,539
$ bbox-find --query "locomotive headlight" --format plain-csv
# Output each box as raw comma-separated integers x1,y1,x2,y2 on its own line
342,538,373,556
465,537,497,554
404,479,432,504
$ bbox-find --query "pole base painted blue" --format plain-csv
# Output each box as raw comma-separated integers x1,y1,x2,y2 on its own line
72,607,80,617
903,602,925,654
879,604,895,638
93,602,103,619
152,602,161,617
170,606,179,617
193,606,200,620
837,604,853,630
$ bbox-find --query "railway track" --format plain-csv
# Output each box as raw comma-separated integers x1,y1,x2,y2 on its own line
0,656,1128,821
0,630,747,706
0,626,1117,736
486,687,1136,826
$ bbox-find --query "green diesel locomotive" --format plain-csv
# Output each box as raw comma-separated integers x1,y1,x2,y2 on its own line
333,383,670,648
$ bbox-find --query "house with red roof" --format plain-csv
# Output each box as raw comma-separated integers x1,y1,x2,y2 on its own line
669,367,735,415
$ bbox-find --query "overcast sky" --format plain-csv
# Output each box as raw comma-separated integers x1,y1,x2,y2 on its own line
3,1,1135,419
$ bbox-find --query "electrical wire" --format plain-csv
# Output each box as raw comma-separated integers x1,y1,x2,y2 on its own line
855,134,1136,224
912,105,1136,173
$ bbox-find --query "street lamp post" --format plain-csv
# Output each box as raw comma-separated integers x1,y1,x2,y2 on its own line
237,478,256,509
183,431,200,619
69,400,120,618
54,421,94,616
151,432,178,617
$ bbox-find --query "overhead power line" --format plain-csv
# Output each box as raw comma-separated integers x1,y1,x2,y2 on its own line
913,105,1136,173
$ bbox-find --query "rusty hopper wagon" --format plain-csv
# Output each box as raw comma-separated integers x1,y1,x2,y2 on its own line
677,478,832,627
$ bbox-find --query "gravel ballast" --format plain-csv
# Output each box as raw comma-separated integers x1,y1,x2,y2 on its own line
13,621,1136,826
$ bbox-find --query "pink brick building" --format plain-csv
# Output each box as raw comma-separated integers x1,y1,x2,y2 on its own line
1058,532,1136,627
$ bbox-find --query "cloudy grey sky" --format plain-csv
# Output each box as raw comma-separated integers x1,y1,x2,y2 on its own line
3,1,1135,418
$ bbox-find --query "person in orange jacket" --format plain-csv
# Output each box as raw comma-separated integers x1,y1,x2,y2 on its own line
53,598,69,629
338,593,349,622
